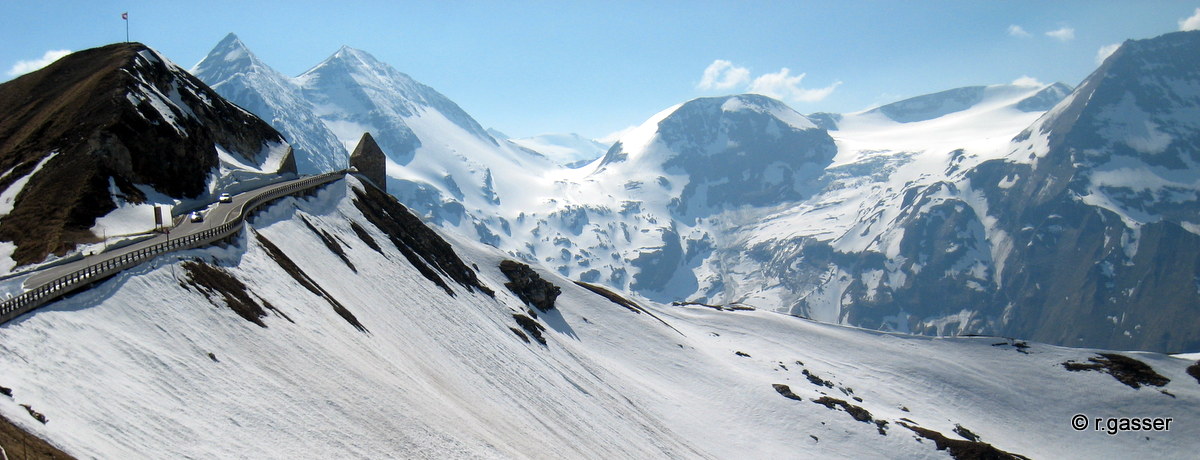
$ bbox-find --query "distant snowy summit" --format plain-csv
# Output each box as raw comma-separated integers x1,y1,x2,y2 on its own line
193,33,347,174
597,94,836,213
193,35,552,238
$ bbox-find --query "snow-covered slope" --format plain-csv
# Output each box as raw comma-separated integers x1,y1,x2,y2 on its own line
192,33,348,175
507,133,610,168
1,176,1195,458
861,82,1073,124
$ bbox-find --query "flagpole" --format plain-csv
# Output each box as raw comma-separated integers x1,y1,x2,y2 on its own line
123,12,129,43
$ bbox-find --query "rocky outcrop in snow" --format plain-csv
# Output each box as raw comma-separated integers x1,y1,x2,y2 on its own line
350,132,386,191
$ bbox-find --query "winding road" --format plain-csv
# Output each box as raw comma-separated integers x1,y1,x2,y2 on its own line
1,170,348,324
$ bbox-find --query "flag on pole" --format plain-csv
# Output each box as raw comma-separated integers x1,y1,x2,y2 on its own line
122,12,128,20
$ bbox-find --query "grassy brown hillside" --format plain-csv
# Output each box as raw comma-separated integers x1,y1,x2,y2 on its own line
0,43,292,267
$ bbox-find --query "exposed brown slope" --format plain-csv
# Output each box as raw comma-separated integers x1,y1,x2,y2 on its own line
0,42,293,266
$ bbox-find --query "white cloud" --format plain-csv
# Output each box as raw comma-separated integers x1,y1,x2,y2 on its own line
696,60,841,103
1095,43,1121,65
6,49,71,77
1007,25,1031,38
748,68,842,103
1180,8,1200,31
1011,76,1045,87
697,60,750,90
1045,26,1075,41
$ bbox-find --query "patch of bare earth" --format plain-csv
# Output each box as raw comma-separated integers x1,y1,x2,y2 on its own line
512,314,546,345
253,231,366,333
300,216,355,272
0,412,75,459
898,421,1030,460
1062,353,1170,389
350,185,492,297
181,260,290,328
348,220,383,255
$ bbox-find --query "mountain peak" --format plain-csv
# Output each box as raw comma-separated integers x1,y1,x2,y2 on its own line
217,32,243,49
297,44,496,150
312,45,388,76
1022,29,1200,161
595,93,835,219
191,32,264,84
600,93,822,167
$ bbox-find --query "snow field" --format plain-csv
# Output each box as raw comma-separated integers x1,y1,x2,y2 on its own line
0,177,1195,458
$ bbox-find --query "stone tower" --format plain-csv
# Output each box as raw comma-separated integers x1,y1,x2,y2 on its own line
350,132,386,191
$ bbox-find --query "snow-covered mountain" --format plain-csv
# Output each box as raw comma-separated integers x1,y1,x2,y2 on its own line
0,42,294,275
507,132,610,168
295,46,498,161
706,80,1075,323
712,31,1200,353
2,175,1195,458
188,31,1200,353
962,30,1200,351
193,38,558,248
2,35,1199,458
192,33,347,174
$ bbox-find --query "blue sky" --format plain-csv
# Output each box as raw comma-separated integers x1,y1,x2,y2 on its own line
2,1,1198,140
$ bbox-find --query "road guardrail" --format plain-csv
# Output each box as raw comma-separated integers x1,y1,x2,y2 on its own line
0,171,347,325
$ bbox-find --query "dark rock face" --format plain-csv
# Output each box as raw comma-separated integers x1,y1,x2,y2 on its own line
966,31,1200,352
350,184,492,297
898,422,1030,460
499,260,561,311
1062,353,1170,389
350,132,387,191
760,31,1200,353
0,42,291,266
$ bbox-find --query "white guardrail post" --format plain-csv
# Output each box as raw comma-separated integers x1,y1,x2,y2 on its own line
0,172,346,324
